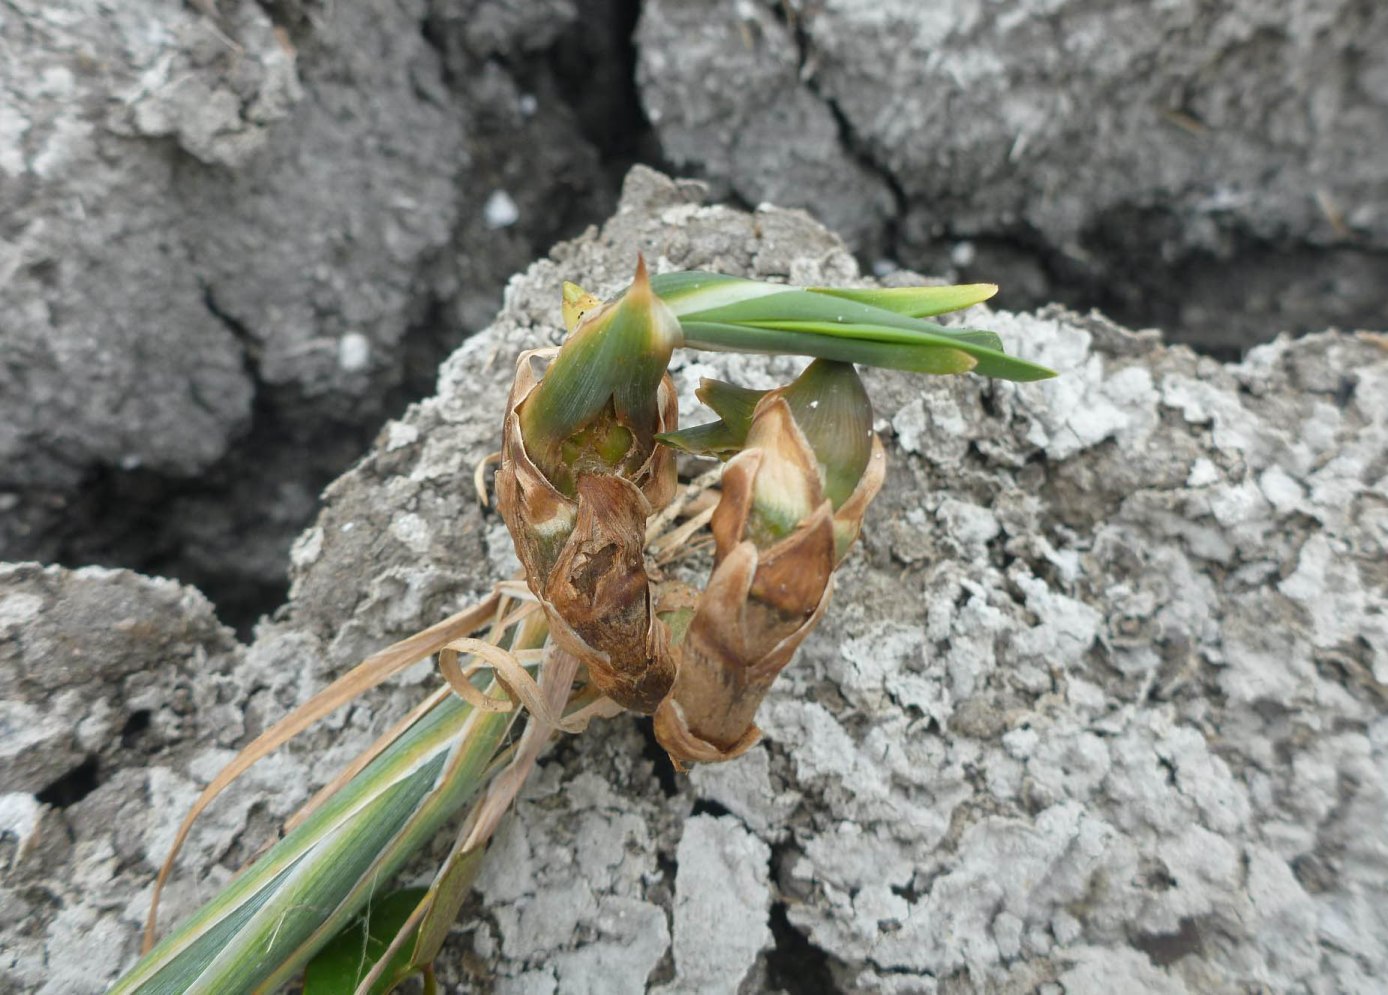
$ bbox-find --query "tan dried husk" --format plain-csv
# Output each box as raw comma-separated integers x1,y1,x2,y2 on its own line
495,347,680,714
655,397,887,766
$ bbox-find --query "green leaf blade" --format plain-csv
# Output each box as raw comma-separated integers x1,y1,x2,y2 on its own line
681,320,979,375
676,288,1055,381
649,271,783,314
655,420,745,458
411,845,488,969
936,328,1005,352
646,271,1055,381
696,378,767,428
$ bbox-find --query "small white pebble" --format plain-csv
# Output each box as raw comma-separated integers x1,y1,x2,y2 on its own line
951,240,977,267
290,526,324,568
390,512,432,554
338,332,371,372
1186,457,1220,488
484,190,520,229
1051,910,1082,945
518,94,538,116
1259,465,1305,513
1002,726,1040,760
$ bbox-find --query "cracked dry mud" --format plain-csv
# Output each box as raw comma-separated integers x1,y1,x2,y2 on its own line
1,0,635,628
637,0,1388,352
3,169,1386,994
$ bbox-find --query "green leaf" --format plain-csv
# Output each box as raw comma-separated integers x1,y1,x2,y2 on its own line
521,257,683,484
935,328,1005,352
304,888,428,995
649,271,783,313
648,272,1054,381
111,691,515,995
655,379,769,459
808,283,997,318
679,288,1054,381
779,360,873,508
655,420,745,458
697,378,766,430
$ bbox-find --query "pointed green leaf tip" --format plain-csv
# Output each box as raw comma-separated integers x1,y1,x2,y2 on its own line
520,256,683,488
697,378,766,439
808,282,997,318
646,271,1055,382
656,419,744,459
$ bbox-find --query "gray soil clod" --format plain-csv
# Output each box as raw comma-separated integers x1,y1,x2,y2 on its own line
0,0,626,625
637,0,1388,351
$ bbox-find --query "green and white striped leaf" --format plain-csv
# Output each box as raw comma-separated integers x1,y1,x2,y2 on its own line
111,691,514,995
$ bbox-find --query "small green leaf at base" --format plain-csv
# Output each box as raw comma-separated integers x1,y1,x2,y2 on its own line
304,888,429,995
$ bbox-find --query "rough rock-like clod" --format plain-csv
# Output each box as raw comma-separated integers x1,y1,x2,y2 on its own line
0,0,620,625
2,169,1386,993
636,0,1388,351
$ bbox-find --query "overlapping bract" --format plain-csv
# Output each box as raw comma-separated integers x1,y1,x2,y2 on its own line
654,369,886,765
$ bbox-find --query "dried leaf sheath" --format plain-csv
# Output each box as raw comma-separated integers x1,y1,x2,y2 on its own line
655,394,886,765
544,474,677,714
495,347,679,713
